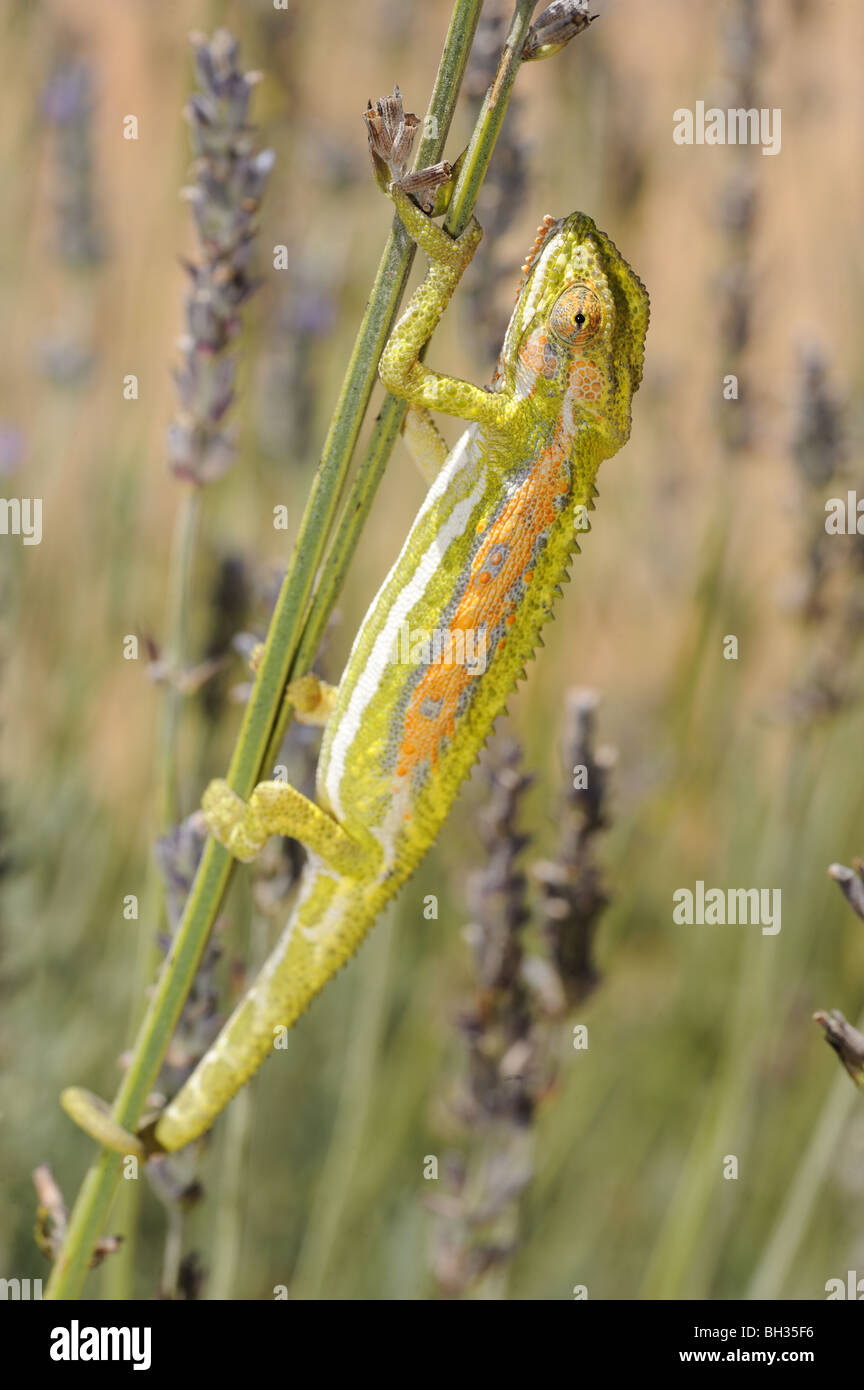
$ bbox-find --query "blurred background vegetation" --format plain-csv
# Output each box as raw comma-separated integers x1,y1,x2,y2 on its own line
3,0,864,1300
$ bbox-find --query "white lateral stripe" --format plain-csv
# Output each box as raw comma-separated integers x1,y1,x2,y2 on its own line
332,427,474,683
325,452,486,821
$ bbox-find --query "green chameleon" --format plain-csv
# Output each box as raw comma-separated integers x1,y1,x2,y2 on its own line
63,182,649,1154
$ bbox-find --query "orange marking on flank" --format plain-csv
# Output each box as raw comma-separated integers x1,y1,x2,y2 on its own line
394,431,570,779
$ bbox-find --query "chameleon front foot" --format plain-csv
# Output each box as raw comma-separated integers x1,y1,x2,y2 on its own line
203,777,376,877
377,185,511,429
387,181,481,271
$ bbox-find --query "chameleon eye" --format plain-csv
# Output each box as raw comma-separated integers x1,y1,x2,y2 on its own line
549,283,604,347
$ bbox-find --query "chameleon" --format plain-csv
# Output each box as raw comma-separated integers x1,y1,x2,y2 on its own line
63,181,649,1154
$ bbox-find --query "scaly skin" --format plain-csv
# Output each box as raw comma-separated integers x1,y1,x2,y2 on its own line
70,185,649,1155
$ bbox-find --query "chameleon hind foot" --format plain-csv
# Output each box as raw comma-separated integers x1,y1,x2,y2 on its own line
202,777,373,876
246,651,337,729
284,673,338,727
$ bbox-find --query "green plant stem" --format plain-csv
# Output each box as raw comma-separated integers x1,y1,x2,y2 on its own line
47,838,234,1299
45,0,488,1301
158,487,202,828
444,0,537,240
638,788,789,1300
289,909,396,1300
102,484,203,1302
208,903,266,1299
161,1207,184,1300
261,403,404,773
208,1077,254,1299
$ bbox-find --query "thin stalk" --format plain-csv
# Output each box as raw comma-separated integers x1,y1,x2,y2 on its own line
638,818,782,1299
208,1078,254,1299
157,488,202,829
637,971,756,1299
208,904,266,1299
103,488,202,1302
262,404,404,773
161,1207,185,1300
289,910,396,1299
46,0,487,1300
747,1009,864,1299
108,22,276,1296
443,0,537,239
98,1150,139,1301
47,839,234,1299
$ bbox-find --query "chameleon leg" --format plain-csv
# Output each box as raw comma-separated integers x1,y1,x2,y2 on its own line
203,778,373,876
401,406,449,484
379,185,514,429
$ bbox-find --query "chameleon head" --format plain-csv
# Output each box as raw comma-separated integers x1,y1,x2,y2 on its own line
501,211,650,451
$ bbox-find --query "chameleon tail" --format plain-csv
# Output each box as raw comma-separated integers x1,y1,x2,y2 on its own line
154,869,390,1151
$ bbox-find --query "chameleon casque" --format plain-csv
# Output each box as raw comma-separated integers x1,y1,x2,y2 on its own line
67,182,649,1154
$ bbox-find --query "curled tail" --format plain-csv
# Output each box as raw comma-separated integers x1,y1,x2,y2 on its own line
155,867,391,1151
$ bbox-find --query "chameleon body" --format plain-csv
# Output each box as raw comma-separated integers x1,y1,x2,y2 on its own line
149,187,649,1151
